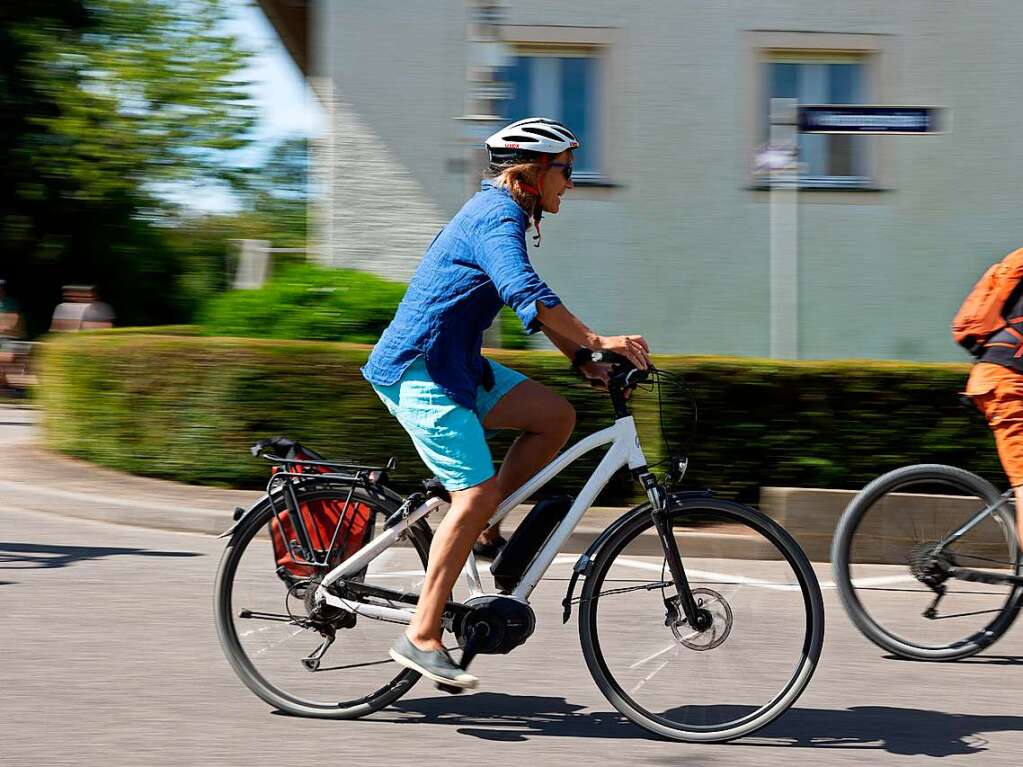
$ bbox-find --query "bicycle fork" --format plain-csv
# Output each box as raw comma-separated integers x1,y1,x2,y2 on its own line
639,473,712,632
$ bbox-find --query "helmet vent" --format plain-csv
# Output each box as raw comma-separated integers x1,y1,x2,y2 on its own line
521,127,562,141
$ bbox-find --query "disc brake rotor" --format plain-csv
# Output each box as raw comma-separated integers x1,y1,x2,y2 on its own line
670,587,733,651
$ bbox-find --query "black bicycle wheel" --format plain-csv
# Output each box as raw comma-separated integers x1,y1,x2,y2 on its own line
832,464,1023,661
578,498,824,742
215,485,433,718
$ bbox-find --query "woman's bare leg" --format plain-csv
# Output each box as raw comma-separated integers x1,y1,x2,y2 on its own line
479,380,576,542
405,477,501,650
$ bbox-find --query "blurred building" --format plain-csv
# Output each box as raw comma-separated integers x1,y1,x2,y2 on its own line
259,0,1023,361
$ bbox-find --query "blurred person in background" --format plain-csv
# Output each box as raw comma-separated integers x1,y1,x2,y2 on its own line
0,280,23,340
362,117,651,688
0,280,26,391
50,285,115,332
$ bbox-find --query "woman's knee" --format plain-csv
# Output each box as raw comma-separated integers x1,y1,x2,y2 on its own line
552,396,576,440
450,476,502,519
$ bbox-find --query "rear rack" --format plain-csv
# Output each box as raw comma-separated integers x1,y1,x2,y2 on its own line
260,454,398,572
261,454,398,474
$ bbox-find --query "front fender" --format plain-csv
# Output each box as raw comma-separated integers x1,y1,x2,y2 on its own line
560,489,713,623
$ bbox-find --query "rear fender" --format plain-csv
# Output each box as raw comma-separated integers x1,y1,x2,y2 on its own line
218,497,270,539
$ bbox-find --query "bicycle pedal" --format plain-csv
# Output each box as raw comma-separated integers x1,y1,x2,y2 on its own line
435,682,465,695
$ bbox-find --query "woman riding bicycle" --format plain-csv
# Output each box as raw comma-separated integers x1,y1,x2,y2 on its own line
361,117,651,688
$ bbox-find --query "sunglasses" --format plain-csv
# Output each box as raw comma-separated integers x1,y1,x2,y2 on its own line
548,162,573,181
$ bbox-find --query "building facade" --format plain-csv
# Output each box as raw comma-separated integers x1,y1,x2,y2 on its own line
261,1,1023,361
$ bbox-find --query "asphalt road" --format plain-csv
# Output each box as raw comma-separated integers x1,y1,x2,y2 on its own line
4,407,1023,766
4,502,1023,767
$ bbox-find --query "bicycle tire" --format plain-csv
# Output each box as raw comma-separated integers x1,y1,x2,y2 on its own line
214,485,433,718
831,464,1023,661
578,498,824,743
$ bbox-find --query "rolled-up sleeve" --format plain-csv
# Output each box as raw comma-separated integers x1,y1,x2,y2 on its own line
476,214,562,334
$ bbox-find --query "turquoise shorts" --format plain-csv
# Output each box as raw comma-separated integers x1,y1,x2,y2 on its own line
372,357,527,491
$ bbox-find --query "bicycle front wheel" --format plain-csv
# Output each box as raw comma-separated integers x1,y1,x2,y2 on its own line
215,486,433,718
832,464,1023,661
578,498,824,743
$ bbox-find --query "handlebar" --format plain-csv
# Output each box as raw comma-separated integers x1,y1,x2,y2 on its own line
573,347,655,380
572,347,655,417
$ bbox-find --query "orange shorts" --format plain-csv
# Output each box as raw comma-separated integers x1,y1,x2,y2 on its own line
965,363,1023,485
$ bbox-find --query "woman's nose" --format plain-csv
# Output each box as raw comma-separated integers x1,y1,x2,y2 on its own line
566,178,574,190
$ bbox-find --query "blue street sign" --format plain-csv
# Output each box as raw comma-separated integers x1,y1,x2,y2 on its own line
798,105,944,135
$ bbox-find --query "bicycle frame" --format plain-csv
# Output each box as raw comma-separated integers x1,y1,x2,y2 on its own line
315,415,650,623
935,487,1015,553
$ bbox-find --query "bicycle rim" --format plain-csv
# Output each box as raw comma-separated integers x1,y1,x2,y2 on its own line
579,499,824,742
215,488,430,718
833,465,1022,660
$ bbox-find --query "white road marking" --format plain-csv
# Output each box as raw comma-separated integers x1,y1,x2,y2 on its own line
630,658,670,695
629,643,678,669
849,573,918,588
609,556,808,591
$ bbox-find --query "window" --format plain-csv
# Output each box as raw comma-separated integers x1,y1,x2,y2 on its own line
501,51,602,178
764,54,870,187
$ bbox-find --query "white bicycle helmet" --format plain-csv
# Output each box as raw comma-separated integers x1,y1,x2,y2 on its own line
485,117,580,167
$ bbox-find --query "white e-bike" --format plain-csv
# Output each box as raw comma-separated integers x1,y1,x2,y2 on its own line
215,352,824,742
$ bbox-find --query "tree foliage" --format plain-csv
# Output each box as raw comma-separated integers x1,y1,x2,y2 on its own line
0,0,259,334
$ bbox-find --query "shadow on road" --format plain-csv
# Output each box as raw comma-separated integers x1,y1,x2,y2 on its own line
386,692,641,741
0,541,202,580
384,693,1023,755
751,705,1023,756
885,652,1023,667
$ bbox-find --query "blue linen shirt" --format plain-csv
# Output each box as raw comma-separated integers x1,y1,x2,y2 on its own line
362,181,563,411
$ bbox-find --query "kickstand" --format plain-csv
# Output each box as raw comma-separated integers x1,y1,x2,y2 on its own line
301,632,335,672
436,630,479,695
923,585,946,620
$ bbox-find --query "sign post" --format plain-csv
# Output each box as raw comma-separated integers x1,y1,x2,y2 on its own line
766,98,800,360
759,103,945,359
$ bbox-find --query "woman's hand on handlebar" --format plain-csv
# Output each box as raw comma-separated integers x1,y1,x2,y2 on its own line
592,334,651,370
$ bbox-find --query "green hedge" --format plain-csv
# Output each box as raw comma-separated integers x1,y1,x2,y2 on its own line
36,332,1005,504
198,263,529,349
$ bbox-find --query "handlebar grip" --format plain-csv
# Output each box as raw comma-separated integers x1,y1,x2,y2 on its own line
572,347,631,368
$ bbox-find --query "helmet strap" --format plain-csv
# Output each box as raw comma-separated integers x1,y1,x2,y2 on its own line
519,167,548,247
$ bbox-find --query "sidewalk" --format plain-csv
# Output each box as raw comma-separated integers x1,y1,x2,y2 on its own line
1,406,779,559
0,406,633,550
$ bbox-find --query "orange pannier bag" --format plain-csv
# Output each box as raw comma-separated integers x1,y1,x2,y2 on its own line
952,247,1023,357
259,437,374,584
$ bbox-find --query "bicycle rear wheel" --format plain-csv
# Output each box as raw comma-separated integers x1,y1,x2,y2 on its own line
578,498,824,742
832,464,1023,660
215,486,433,718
